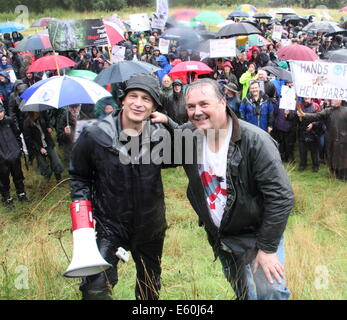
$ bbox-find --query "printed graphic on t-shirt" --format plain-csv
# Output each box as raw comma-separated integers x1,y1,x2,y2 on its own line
200,166,227,211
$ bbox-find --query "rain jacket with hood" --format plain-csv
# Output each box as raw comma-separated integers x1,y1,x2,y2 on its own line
0,71,14,113
155,55,172,84
69,110,173,249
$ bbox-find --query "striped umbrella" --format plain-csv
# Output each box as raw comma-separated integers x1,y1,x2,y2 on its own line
13,32,52,52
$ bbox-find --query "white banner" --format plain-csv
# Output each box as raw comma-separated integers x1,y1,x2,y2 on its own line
130,13,150,32
112,45,126,63
290,60,347,100
209,38,236,58
158,38,170,54
272,25,283,41
151,0,169,30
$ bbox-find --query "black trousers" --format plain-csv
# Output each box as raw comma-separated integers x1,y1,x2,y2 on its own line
298,140,319,169
0,158,25,199
273,129,296,162
80,225,165,300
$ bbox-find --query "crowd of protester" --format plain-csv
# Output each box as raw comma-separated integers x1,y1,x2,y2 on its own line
0,12,346,208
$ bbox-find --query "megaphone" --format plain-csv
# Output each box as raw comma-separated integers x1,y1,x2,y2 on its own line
63,200,112,278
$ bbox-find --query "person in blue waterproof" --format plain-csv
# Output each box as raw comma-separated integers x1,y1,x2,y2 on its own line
155,55,172,84
239,80,274,133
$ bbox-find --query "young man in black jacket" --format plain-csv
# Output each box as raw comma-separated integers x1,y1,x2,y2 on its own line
0,105,28,206
69,74,172,300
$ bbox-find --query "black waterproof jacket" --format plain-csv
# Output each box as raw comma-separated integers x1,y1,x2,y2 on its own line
0,116,21,164
69,111,171,249
167,109,294,261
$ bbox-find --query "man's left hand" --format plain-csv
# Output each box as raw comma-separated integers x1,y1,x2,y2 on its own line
253,249,285,284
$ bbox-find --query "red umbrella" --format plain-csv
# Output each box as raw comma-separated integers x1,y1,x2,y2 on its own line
340,6,347,12
104,20,125,46
172,9,199,21
277,44,318,61
27,54,76,73
169,61,213,76
31,17,58,28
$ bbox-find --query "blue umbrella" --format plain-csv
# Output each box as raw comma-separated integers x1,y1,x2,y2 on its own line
20,75,112,112
0,21,26,33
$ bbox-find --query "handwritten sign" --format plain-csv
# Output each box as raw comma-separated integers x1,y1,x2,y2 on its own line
129,13,150,32
279,85,296,110
209,38,236,58
290,60,347,100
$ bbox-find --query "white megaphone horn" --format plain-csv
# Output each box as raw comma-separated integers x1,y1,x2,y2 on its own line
63,200,112,278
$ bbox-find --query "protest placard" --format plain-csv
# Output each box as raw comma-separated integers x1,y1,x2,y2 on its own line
290,60,347,100
279,85,297,110
281,39,292,47
209,38,236,58
272,25,283,41
158,38,170,54
151,0,169,30
48,19,108,51
111,45,126,63
129,13,150,32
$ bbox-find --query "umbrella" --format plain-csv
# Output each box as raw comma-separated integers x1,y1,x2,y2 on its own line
169,61,213,76
216,22,261,37
0,21,26,33
217,20,235,29
340,7,347,12
254,13,273,20
282,15,309,26
13,32,52,52
277,44,319,61
326,49,347,63
94,61,161,86
236,4,257,13
67,70,98,81
172,9,198,21
228,11,253,18
20,75,111,112
175,19,202,28
262,66,292,82
269,8,297,16
161,26,202,43
197,30,216,40
31,17,58,28
27,55,76,73
193,11,225,24
103,20,125,46
303,21,345,34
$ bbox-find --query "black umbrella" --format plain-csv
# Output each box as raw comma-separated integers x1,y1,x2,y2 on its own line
282,15,309,26
216,22,261,37
254,13,273,20
326,49,347,63
303,21,344,34
227,11,252,19
94,61,161,86
161,26,202,42
262,66,293,82
197,30,216,40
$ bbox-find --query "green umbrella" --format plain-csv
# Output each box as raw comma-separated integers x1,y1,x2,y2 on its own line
67,70,98,81
193,11,225,24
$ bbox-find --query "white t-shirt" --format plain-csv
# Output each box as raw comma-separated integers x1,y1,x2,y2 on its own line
198,117,233,228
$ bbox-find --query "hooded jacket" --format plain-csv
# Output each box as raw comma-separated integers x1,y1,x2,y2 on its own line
8,80,28,131
155,55,172,84
0,115,21,163
69,111,172,249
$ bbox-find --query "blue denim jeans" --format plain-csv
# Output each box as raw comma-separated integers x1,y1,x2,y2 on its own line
219,236,290,300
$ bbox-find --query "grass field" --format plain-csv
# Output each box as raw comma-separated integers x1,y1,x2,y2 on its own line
0,6,346,300
0,148,346,300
